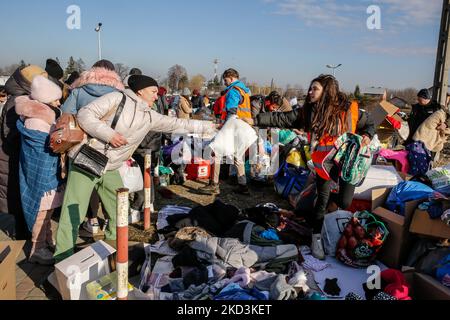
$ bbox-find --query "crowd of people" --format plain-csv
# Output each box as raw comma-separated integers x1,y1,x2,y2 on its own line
0,57,448,267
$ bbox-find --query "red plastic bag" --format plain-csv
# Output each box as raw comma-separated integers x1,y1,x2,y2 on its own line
336,211,389,268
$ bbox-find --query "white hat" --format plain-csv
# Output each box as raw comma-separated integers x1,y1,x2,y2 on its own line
30,75,62,104
182,88,191,96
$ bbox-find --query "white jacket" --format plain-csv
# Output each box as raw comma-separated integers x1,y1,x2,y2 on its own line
77,89,215,171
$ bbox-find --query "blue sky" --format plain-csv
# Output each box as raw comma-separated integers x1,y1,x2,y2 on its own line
0,0,442,91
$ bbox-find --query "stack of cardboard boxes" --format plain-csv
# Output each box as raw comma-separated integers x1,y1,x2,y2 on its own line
371,186,450,300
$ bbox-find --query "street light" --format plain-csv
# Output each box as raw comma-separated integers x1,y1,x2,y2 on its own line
326,64,342,77
95,23,103,61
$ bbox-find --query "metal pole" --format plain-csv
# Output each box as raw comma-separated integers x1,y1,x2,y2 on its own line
433,0,450,108
144,154,152,231
98,30,102,61
116,188,129,301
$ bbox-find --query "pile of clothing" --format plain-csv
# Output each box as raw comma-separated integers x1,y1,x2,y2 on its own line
139,201,343,300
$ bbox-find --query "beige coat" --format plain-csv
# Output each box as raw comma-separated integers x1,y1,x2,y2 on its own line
413,109,450,152
178,96,192,119
76,89,215,171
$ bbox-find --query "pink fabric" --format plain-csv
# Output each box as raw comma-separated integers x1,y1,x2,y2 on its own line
25,118,51,133
72,67,125,91
378,149,410,174
229,267,251,287
15,96,56,126
381,269,412,301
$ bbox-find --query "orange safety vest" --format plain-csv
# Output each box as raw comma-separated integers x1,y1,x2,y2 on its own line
220,86,252,121
311,101,359,181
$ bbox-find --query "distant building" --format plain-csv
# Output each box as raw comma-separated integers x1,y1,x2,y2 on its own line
362,87,387,100
389,96,410,110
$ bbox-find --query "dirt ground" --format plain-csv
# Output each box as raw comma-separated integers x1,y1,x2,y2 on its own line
128,178,290,244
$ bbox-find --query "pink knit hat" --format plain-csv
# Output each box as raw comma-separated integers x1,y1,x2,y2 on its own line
30,75,62,104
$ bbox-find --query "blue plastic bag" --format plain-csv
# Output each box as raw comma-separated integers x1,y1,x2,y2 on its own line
274,162,310,199
385,181,436,216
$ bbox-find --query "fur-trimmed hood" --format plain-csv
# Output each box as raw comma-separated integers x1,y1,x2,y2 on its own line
15,96,56,125
72,67,125,91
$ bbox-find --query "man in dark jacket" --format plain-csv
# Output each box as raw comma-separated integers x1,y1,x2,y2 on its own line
191,89,205,111
0,66,47,240
407,89,442,144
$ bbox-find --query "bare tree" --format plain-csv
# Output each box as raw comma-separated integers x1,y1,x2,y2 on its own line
114,63,130,81
189,74,206,91
168,64,188,92
76,58,86,73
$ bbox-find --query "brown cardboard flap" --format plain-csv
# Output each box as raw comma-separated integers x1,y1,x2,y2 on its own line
414,273,450,300
373,207,405,226
371,188,392,211
0,241,25,300
410,209,450,239
0,241,25,264
372,101,400,127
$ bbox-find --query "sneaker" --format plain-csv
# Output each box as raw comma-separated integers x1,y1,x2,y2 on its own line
233,184,250,195
29,248,55,266
82,220,100,234
198,183,220,195
311,234,325,260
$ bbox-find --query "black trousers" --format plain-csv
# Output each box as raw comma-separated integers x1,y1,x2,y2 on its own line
311,169,356,233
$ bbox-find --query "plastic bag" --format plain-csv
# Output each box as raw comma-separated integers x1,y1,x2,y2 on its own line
209,118,258,158
321,210,353,256
250,154,271,181
385,181,436,216
119,159,143,193
336,211,389,268
274,162,310,199
426,164,450,195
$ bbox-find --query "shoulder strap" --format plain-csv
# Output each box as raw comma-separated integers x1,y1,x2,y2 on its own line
110,93,127,130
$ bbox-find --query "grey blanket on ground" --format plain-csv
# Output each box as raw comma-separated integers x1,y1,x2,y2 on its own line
188,235,298,269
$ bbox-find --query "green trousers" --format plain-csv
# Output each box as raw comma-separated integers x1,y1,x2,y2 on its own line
54,165,124,263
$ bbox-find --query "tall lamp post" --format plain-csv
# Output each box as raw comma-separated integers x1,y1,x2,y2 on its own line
95,23,103,61
326,64,342,77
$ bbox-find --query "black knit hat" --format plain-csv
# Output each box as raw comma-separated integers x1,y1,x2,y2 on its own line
417,88,431,100
45,59,64,80
129,68,143,76
128,75,159,92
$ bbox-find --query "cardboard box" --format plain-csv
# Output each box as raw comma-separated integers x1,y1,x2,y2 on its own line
410,209,450,239
372,188,420,268
54,240,116,300
403,271,450,300
0,241,25,300
372,101,400,128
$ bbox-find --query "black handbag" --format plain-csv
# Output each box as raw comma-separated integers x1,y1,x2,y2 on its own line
73,94,127,178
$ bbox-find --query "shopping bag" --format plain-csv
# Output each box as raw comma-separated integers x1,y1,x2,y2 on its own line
119,159,144,193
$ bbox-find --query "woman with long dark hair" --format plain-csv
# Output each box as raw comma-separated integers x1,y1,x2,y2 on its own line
249,75,375,259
